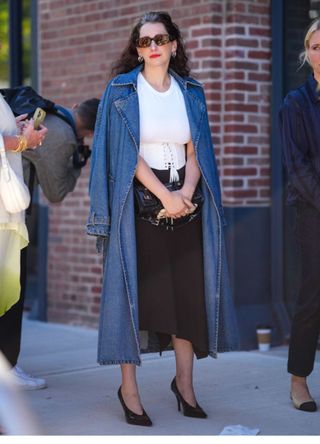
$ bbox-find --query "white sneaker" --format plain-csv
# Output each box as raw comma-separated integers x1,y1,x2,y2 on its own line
11,366,47,390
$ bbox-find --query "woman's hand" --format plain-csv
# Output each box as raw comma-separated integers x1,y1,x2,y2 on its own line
22,119,48,149
15,114,28,134
180,184,199,214
161,190,194,218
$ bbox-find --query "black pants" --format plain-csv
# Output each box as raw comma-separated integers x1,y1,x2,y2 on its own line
287,202,320,377
0,247,27,367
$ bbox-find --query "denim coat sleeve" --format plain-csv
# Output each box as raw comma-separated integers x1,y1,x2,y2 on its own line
279,95,320,211
86,83,112,251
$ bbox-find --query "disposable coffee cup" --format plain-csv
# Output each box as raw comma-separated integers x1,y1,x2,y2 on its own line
256,327,271,351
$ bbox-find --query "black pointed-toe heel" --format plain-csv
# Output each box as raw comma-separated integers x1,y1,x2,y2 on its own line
117,387,152,426
171,377,207,418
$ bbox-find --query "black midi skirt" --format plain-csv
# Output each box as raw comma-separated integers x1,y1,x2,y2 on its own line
135,167,209,359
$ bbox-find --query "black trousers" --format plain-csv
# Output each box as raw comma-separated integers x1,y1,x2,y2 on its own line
0,247,27,367
287,202,320,377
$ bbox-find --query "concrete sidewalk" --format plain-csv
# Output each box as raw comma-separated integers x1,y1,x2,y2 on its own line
15,318,320,435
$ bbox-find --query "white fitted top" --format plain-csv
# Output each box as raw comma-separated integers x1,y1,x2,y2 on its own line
137,73,191,182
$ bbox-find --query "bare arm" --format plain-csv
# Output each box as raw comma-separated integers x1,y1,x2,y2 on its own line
180,139,201,201
2,135,22,151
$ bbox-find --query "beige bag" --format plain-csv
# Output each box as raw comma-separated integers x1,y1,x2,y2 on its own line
0,134,30,213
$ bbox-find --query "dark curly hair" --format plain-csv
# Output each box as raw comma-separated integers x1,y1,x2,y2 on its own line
110,11,190,78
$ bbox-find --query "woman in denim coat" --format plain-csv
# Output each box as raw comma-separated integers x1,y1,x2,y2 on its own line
87,11,238,426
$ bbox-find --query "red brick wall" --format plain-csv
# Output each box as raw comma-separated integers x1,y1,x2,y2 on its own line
222,1,271,205
39,0,271,327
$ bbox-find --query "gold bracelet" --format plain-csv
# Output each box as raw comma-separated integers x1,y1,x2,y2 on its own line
12,135,28,153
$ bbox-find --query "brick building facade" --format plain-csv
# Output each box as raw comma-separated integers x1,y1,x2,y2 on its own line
38,0,273,344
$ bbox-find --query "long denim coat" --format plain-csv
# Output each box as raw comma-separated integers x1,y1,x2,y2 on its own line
87,65,239,365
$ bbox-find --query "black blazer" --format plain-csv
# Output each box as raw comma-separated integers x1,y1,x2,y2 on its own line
279,74,320,210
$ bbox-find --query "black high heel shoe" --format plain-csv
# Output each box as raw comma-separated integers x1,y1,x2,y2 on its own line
117,387,152,426
171,377,207,418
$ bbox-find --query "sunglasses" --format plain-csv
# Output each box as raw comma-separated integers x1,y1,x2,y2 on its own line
136,34,172,48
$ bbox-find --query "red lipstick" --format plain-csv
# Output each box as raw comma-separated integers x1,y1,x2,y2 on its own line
150,54,161,59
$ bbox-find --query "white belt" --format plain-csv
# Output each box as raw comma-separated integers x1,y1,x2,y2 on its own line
139,142,186,182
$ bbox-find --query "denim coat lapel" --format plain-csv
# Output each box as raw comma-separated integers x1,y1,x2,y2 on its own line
169,70,206,153
114,92,140,153
184,92,206,152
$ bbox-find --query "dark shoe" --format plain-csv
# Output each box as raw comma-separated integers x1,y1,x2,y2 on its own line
290,392,317,412
171,377,207,418
117,387,152,426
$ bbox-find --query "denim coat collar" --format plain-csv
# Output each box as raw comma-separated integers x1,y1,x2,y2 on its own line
111,64,202,89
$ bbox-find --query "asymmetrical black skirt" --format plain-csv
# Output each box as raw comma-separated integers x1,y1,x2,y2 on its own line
135,168,209,359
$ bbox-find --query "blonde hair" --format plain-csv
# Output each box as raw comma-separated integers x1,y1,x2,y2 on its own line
299,18,320,68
